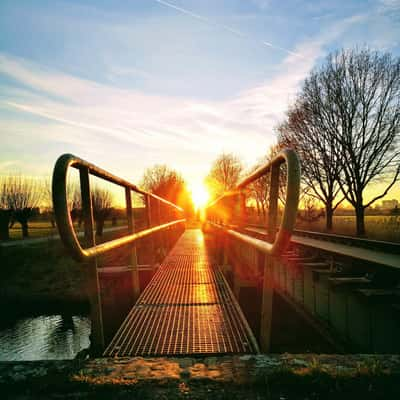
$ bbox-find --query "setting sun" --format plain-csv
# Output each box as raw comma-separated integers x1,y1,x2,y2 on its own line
189,183,210,210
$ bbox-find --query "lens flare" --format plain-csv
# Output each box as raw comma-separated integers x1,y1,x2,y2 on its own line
190,183,209,210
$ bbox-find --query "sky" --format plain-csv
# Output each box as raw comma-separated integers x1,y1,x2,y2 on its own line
0,0,399,198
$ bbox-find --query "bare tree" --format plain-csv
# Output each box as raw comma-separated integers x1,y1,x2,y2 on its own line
205,153,243,199
0,177,12,240
247,162,269,221
298,48,400,235
68,184,83,227
91,186,113,236
297,195,324,226
6,176,42,238
246,152,274,223
246,144,296,225
141,164,193,215
142,165,184,202
277,100,344,231
42,177,57,228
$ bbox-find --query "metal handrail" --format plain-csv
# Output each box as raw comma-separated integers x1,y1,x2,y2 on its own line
52,153,185,262
205,149,301,256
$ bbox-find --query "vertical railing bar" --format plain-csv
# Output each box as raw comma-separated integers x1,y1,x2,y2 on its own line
125,187,140,301
145,194,156,271
238,189,246,230
146,194,152,229
79,166,105,354
268,163,280,241
259,162,280,352
80,168,95,245
157,199,165,259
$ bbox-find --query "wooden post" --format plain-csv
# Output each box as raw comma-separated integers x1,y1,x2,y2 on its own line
259,163,280,352
79,167,104,354
125,188,140,301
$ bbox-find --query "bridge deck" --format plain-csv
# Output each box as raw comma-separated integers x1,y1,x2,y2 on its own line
104,229,259,357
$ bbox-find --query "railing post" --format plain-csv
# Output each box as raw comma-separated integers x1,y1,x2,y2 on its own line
260,255,274,352
79,167,105,354
260,163,280,352
125,188,140,301
221,232,229,270
268,164,280,241
218,198,228,266
156,200,166,261
145,194,156,270
238,190,247,230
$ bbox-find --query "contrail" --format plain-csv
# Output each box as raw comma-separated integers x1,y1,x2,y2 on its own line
154,0,303,58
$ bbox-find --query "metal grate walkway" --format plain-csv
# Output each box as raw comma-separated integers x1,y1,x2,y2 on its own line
104,229,259,356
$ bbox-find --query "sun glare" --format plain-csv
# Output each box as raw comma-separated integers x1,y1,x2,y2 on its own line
190,183,210,210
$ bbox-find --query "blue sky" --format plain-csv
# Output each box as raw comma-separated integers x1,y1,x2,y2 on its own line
0,0,399,190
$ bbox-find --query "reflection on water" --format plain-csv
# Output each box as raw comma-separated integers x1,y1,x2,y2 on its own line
0,314,90,361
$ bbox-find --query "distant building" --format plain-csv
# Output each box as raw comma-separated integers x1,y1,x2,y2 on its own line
381,199,399,209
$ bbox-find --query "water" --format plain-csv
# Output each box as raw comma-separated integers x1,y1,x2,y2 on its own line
0,314,90,361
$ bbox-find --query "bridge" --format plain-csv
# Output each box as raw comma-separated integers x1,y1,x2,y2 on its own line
104,229,258,356
52,151,400,357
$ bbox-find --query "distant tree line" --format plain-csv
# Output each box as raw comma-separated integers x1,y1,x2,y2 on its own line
0,176,42,240
0,176,117,240
0,164,197,241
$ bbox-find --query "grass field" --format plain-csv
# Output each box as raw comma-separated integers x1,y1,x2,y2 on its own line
296,215,400,243
4,215,400,243
7,218,128,241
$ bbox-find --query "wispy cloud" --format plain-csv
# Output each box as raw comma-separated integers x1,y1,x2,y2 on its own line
0,11,366,181
154,0,303,58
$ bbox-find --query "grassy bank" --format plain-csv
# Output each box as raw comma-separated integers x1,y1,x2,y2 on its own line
0,226,164,312
0,238,87,310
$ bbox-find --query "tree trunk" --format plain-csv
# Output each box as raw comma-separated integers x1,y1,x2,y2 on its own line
0,210,11,241
355,205,366,236
21,220,29,238
261,202,266,222
325,203,333,231
255,200,261,218
96,218,105,236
